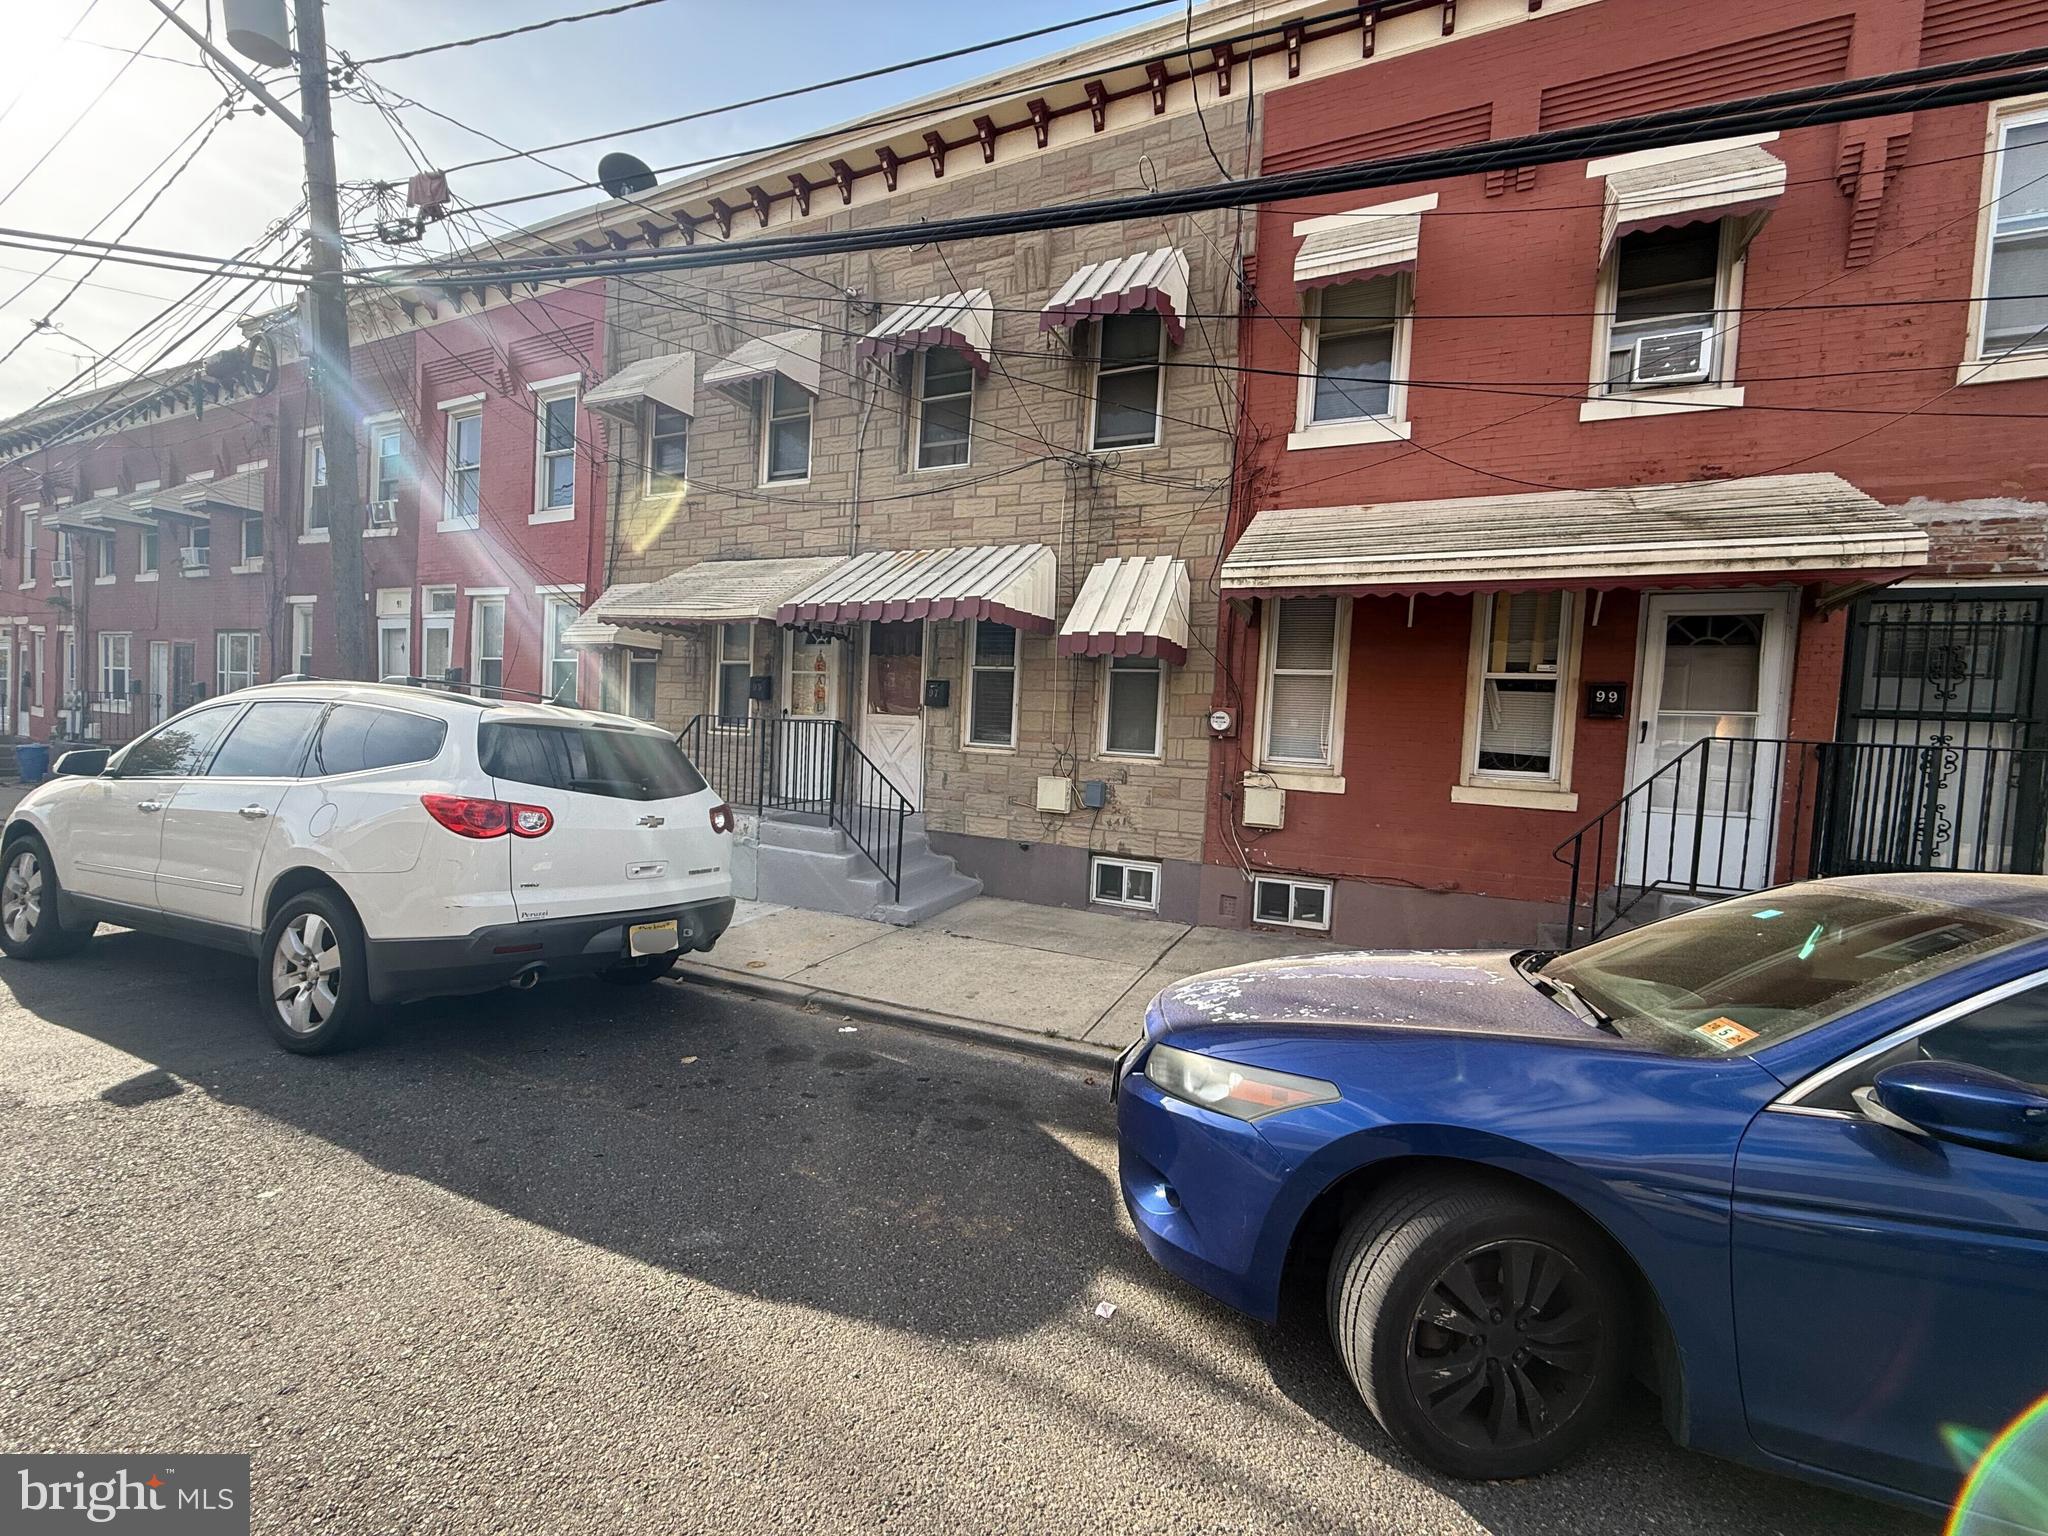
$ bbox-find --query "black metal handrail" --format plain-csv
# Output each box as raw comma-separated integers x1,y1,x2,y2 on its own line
678,714,912,899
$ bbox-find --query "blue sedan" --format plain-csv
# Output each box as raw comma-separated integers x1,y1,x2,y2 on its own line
1115,873,2048,1514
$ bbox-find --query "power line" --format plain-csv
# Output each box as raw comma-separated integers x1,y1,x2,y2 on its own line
0,0,108,133
0,8,175,213
0,226,307,281
349,0,678,67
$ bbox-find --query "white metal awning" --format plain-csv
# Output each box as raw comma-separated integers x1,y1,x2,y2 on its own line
1293,212,1422,289
43,501,115,532
178,468,264,516
1601,144,1787,255
583,352,696,423
701,329,822,399
1058,556,1192,664
557,585,667,651
778,544,1058,630
855,289,994,375
595,557,851,627
125,487,210,523
1220,474,1929,596
1039,247,1190,346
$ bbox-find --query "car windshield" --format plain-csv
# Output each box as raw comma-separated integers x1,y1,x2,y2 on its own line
1535,886,2047,1058
479,721,706,802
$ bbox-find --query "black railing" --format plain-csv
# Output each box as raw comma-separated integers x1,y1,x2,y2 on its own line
678,714,912,899
1552,736,2048,947
55,692,151,746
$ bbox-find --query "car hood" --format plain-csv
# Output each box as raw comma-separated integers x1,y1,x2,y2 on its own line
1151,950,1599,1041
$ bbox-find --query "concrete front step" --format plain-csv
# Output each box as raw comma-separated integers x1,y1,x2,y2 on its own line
752,812,981,925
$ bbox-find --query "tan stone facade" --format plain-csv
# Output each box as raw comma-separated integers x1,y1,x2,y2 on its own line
598,105,1249,913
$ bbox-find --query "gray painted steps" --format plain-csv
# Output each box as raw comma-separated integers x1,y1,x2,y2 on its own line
753,811,981,926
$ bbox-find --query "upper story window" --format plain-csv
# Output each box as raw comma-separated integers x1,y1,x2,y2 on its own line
1980,106,2048,361
445,408,483,527
1597,223,1735,395
139,523,158,574
239,516,264,567
915,348,974,469
94,534,116,581
303,435,327,535
1091,313,1164,451
1306,277,1405,425
370,424,403,516
648,403,689,487
762,375,812,483
535,388,577,517
20,511,35,584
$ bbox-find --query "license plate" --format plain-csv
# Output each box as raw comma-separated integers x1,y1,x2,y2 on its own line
629,919,680,957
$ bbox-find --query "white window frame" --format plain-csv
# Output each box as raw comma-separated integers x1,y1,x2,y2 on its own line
441,405,484,530
61,628,76,715
626,650,659,721
1453,592,1585,811
1099,653,1167,759
469,595,506,694
1290,276,1413,449
138,521,158,579
963,618,1020,752
1584,216,1749,415
543,594,580,703
712,620,754,722
1089,312,1165,452
301,430,328,540
29,627,45,714
912,348,975,471
760,374,813,485
94,532,116,583
530,379,579,523
1255,595,1351,779
1090,856,1161,913
420,585,457,682
646,401,689,492
216,630,259,696
237,515,264,570
19,510,35,588
182,520,210,574
52,530,74,587
289,600,315,676
366,415,403,533
97,631,132,710
1252,874,1334,932
1963,96,2048,383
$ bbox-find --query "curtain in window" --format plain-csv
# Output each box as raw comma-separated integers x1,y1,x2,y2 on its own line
1267,597,1339,763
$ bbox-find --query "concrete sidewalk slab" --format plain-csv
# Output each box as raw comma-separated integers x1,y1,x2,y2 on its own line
932,896,1186,967
707,903,886,980
1082,924,1353,1047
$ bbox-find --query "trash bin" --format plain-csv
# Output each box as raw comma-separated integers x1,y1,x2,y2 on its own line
16,742,50,785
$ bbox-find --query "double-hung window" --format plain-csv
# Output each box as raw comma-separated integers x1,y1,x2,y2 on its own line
1470,592,1573,783
535,388,577,516
1307,277,1403,424
421,587,456,681
1599,224,1728,394
303,435,327,535
1262,597,1344,769
216,630,259,695
915,349,973,469
445,408,483,527
239,516,263,567
139,523,158,575
715,622,752,720
184,523,210,572
648,403,688,487
1981,108,2048,359
543,596,579,704
966,620,1018,749
290,602,315,676
1102,654,1164,757
370,425,403,518
627,652,658,720
762,375,812,483
98,632,131,705
1091,313,1164,450
470,597,505,693
94,534,116,581
21,512,35,584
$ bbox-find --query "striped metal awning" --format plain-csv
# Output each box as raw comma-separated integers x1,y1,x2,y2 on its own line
855,289,994,375
1601,144,1786,255
1058,556,1192,664
584,352,696,423
701,329,821,399
560,584,667,651
777,544,1058,630
1039,247,1190,346
1293,211,1422,290
595,557,851,627
1221,474,1928,596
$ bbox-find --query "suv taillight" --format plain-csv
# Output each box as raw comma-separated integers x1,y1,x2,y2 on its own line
422,794,553,839
709,802,734,835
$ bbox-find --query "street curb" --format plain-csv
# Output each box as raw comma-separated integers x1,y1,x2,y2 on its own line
677,962,1122,1070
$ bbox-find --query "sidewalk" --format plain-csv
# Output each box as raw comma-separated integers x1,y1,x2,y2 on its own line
680,896,1349,1062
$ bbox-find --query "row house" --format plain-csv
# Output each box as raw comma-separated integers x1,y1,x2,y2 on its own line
1215,0,2048,946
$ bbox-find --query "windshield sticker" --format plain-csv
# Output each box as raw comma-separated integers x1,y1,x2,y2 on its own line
1695,1017,1760,1050
1750,908,1784,920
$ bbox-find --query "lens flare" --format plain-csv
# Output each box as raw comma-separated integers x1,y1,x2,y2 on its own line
630,482,689,556
1946,1394,2048,1536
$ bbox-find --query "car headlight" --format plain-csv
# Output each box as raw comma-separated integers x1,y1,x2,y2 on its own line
1143,1043,1338,1121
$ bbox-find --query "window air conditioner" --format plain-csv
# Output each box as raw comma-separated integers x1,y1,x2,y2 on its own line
1629,327,1713,387
179,546,209,572
48,558,72,582
368,499,398,528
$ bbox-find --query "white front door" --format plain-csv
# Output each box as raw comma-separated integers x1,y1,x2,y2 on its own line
780,629,843,805
860,620,923,809
378,620,410,682
1623,590,1796,892
148,642,170,727
13,635,25,736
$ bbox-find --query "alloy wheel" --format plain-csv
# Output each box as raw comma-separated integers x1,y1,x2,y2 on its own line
2,848,43,944
271,911,341,1035
1404,1238,1603,1452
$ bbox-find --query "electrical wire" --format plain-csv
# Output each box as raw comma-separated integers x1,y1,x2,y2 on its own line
348,0,679,67
0,8,176,213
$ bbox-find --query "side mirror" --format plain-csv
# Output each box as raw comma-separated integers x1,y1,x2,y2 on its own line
1858,1061,2048,1161
53,747,111,778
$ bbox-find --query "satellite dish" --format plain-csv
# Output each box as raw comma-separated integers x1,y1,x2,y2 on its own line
598,152,657,199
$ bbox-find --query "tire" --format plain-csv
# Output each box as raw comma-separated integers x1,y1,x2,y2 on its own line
1327,1174,1630,1481
0,833,94,960
257,889,375,1054
600,951,681,986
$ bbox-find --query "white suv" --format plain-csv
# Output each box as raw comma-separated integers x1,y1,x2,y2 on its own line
0,682,736,1053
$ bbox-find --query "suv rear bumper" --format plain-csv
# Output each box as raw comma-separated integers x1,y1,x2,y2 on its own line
364,896,736,1005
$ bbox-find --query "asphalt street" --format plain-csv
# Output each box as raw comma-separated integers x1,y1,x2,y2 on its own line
0,928,1933,1534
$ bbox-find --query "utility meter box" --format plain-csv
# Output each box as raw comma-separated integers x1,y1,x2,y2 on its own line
1035,775,1074,815
1242,785,1287,829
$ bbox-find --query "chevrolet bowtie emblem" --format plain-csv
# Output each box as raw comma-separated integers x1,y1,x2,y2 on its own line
638,814,665,828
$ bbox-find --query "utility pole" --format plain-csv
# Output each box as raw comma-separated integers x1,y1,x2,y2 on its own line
146,0,370,679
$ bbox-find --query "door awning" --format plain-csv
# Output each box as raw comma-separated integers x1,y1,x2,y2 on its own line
593,557,850,627
777,544,1058,630
178,468,265,516
560,584,667,651
1220,474,1928,597
1039,247,1190,346
1058,556,1192,664
701,329,821,400
1601,144,1787,255
855,289,994,375
584,352,696,424
1293,211,1422,290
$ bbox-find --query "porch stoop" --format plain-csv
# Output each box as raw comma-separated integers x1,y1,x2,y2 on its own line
753,812,982,926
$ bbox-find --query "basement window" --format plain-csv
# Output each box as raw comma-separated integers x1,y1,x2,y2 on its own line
1253,875,1332,932
1091,856,1160,913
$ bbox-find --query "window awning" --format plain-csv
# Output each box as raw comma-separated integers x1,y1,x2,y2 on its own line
178,468,265,516
1058,556,1192,664
1293,212,1422,290
593,556,850,627
701,329,821,400
125,487,211,523
560,584,668,651
44,501,115,533
777,544,1058,630
854,289,994,376
1601,144,1787,255
1039,247,1190,346
583,352,696,424
1219,474,1928,596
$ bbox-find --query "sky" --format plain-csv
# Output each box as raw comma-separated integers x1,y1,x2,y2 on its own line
0,0,1184,416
